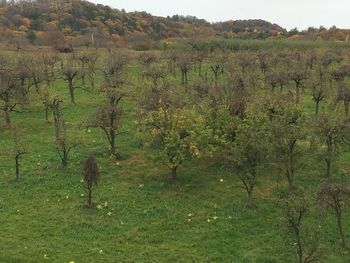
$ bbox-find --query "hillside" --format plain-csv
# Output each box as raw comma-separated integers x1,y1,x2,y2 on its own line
0,0,286,48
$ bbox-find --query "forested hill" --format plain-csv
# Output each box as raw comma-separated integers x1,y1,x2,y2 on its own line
0,0,285,48
0,0,349,49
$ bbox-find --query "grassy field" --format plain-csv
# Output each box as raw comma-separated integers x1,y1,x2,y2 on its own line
1,48,350,263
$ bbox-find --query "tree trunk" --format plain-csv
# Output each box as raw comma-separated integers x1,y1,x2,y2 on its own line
325,158,331,177
87,187,92,208
45,106,49,122
315,101,320,116
295,84,301,104
4,109,11,127
247,187,254,209
68,80,75,104
287,156,294,189
344,101,349,117
171,166,178,180
110,132,116,157
336,210,346,248
15,156,19,180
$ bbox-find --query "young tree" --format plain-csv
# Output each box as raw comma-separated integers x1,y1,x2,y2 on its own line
88,52,128,157
288,66,308,104
269,101,305,189
318,184,350,248
82,155,100,208
0,67,26,127
62,64,80,104
55,119,78,167
283,191,320,263
141,104,209,180
313,113,348,177
230,108,270,208
10,132,27,180
177,53,193,87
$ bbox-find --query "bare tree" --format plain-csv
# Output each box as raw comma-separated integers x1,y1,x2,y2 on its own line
82,155,100,208
318,184,350,248
283,192,320,263
62,62,80,104
10,131,27,180
0,67,26,127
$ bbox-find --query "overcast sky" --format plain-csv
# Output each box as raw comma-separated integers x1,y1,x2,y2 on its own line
89,0,350,30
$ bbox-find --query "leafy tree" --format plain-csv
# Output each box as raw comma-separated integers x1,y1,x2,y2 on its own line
141,104,209,180
230,108,270,208
82,155,100,208
313,113,348,177
269,100,305,189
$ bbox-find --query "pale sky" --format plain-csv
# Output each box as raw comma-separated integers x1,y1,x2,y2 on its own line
89,0,350,30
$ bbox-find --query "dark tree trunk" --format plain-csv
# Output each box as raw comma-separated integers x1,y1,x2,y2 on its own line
325,158,331,177
336,209,346,248
315,101,320,116
4,109,11,127
87,186,92,208
15,156,19,180
68,80,75,104
171,166,178,180
287,155,294,189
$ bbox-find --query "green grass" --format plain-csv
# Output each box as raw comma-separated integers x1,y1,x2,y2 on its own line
1,49,350,263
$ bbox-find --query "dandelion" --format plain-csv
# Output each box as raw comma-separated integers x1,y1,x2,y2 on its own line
107,211,112,216
219,178,224,183
66,196,69,199
139,184,144,188
69,261,75,263
187,218,191,222
207,218,211,223
96,204,102,210
44,254,48,259
99,249,103,254
81,193,85,197
116,162,120,166
87,129,91,133
104,202,108,207
188,213,192,217
213,216,218,220
16,209,20,213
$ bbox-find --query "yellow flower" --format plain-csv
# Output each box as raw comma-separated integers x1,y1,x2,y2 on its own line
69,261,75,263
219,178,224,183
96,204,102,210
99,249,103,254
187,213,192,217
107,211,112,216
213,216,218,220
207,219,211,223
